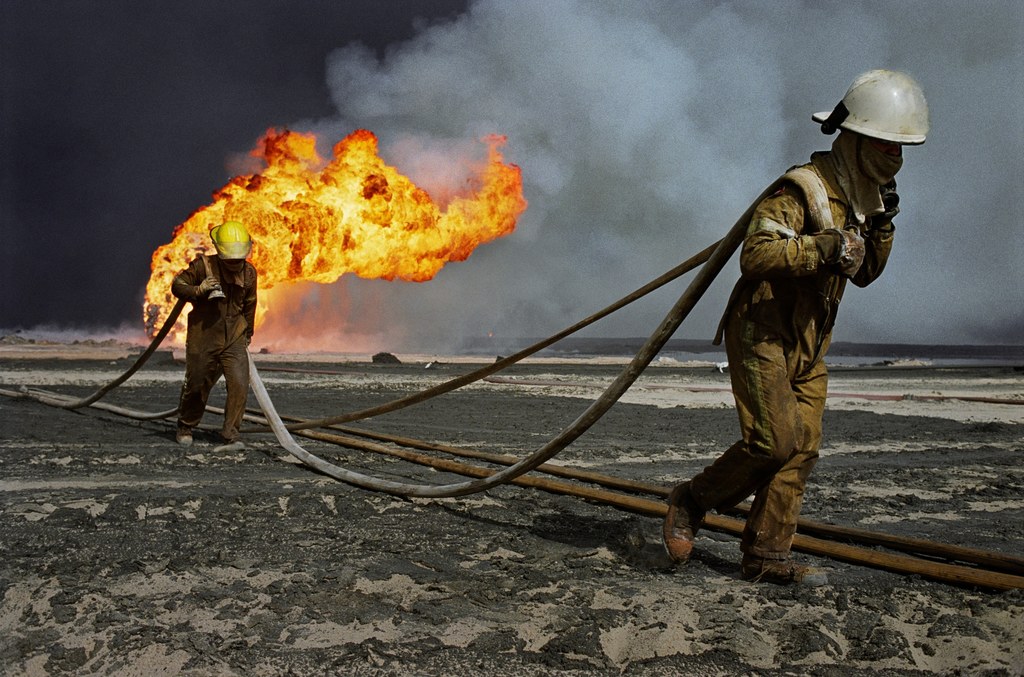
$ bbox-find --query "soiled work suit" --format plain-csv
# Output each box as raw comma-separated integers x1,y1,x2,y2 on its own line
172,255,258,443
693,151,895,562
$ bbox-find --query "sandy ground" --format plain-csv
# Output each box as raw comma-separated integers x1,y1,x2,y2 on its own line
1,345,1022,676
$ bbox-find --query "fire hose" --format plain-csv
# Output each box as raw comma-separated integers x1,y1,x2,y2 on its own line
240,412,1024,591
6,171,1020,587
14,174,783,498
4,381,1020,590
263,415,1024,577
21,298,186,412
243,175,786,498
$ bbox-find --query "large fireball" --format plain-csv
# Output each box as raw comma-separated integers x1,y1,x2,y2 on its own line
144,128,527,344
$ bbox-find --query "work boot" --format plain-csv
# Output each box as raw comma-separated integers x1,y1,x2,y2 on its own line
662,482,705,564
176,427,193,446
213,440,246,453
740,556,823,585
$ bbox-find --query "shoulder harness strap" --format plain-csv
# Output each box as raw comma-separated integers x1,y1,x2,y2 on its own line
712,167,834,346
781,166,834,233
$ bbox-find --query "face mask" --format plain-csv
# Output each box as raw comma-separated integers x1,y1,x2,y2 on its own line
858,138,903,185
829,132,902,223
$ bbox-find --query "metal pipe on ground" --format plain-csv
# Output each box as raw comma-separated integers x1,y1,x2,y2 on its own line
4,382,1017,590
270,421,1024,592
258,414,1023,578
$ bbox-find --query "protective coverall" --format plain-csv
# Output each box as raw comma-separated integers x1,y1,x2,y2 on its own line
172,255,258,443
692,150,895,563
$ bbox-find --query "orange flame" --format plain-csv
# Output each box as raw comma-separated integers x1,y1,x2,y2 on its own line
144,129,527,344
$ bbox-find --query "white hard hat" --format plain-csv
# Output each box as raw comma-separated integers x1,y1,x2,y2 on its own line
813,69,929,145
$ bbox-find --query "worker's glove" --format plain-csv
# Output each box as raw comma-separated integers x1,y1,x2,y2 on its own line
836,228,866,277
870,180,899,231
815,230,842,263
816,229,865,276
197,277,222,296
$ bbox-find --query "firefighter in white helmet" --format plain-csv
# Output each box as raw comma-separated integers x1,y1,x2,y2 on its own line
663,70,929,583
171,220,258,452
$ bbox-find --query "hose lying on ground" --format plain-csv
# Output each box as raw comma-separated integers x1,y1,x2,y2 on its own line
18,388,177,420
236,406,1024,591
8,201,751,498
24,299,187,411
247,176,789,497
4,382,1019,590
248,408,1024,577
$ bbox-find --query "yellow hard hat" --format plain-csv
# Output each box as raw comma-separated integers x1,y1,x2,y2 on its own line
210,220,252,260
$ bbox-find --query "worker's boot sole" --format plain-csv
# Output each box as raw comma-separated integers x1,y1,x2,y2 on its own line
662,482,705,564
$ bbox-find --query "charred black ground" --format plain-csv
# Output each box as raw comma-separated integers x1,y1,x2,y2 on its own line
1,355,1021,675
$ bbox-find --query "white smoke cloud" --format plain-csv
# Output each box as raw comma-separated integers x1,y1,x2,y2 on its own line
300,0,1023,350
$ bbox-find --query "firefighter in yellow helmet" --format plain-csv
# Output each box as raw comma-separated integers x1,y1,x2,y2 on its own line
663,70,929,583
171,220,258,452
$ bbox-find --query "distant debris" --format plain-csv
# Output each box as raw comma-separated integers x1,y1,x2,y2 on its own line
372,351,401,365
715,361,729,373
0,334,37,345
424,361,443,370
1,333,137,351
877,358,930,367
72,338,127,348
258,347,271,354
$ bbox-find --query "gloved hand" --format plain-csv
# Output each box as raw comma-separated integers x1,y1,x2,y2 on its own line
815,229,865,276
197,277,222,296
870,180,900,230
815,230,843,263
837,228,866,276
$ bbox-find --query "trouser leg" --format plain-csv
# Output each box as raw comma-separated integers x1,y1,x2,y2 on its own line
689,326,800,513
219,338,250,443
741,359,827,560
177,341,222,430
689,439,780,511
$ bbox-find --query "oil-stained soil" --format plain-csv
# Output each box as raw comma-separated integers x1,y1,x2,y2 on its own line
1,351,1022,676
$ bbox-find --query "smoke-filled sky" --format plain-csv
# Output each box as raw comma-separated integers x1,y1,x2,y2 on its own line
3,0,1021,351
